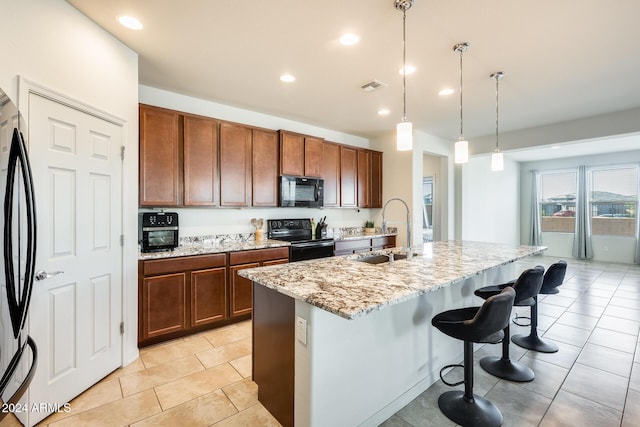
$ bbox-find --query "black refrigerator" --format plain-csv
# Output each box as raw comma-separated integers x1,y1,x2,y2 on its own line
0,88,37,416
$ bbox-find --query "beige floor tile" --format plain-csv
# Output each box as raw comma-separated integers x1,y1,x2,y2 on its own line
230,354,252,378
196,337,251,368
102,357,146,382
202,323,251,347
155,363,242,410
0,414,23,427
141,335,213,368
120,354,204,396
131,389,237,427
212,403,281,427
47,389,161,427
222,378,259,411
41,377,123,424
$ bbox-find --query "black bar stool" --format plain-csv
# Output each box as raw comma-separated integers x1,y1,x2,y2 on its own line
512,260,567,353
474,266,544,382
432,287,516,427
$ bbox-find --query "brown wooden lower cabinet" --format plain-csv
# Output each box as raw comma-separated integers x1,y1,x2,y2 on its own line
141,272,187,340
139,253,227,346
229,262,260,317
139,247,289,346
191,267,227,327
334,235,396,256
229,247,289,318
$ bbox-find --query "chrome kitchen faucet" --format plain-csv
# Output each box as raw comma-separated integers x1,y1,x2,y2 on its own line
382,197,413,260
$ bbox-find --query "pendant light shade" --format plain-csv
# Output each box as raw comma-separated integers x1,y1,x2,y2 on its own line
491,151,504,171
491,71,504,171
455,138,469,163
397,120,413,151
453,42,469,164
395,0,414,151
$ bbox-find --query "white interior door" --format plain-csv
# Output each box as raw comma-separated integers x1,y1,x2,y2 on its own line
27,93,123,425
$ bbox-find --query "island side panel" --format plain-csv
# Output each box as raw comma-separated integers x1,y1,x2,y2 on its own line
294,263,515,427
252,283,295,427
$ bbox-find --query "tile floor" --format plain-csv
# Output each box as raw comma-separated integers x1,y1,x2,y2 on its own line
29,320,280,427
382,255,640,427
3,255,638,426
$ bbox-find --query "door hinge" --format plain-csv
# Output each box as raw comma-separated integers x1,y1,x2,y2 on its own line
120,146,125,160
119,322,124,335
120,235,124,246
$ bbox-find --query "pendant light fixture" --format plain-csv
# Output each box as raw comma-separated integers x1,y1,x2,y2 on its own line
395,0,414,151
491,71,504,171
453,42,469,163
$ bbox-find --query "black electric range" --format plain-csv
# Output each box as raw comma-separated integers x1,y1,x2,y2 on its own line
267,218,335,262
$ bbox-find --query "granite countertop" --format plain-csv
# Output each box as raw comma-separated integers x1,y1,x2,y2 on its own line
138,239,290,260
238,240,546,320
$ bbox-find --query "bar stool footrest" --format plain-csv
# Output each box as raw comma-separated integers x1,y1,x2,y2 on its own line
438,390,503,427
439,364,464,387
512,313,531,327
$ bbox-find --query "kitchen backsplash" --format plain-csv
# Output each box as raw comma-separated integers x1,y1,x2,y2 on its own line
177,226,398,247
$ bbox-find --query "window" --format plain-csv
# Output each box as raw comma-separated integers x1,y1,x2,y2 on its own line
540,171,577,233
590,166,638,237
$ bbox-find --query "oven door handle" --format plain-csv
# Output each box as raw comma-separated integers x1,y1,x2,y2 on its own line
291,241,334,249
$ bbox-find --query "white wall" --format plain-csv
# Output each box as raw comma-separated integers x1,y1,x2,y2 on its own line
0,0,139,364
520,149,640,263
139,85,377,233
461,155,520,245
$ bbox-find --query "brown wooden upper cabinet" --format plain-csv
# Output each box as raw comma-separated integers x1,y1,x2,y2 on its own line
219,122,252,207
370,150,383,208
252,129,279,207
357,149,371,208
139,104,181,206
340,146,358,207
357,149,383,208
279,131,323,177
321,142,341,207
183,114,219,206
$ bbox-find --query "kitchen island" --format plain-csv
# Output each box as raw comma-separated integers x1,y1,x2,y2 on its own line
239,240,546,427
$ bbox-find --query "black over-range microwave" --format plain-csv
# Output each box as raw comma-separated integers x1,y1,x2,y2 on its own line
279,176,324,208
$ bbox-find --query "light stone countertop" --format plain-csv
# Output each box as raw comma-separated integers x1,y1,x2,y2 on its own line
239,240,547,319
138,239,290,261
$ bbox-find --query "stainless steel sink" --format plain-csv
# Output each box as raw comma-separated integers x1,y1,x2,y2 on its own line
355,253,407,265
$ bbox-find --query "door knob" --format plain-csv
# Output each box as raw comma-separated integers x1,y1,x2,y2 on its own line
35,270,64,281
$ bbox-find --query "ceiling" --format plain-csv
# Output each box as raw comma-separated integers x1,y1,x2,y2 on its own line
66,0,640,150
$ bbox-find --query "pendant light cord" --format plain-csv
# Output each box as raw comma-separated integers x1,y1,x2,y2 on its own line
495,74,499,150
459,49,463,137
402,9,407,121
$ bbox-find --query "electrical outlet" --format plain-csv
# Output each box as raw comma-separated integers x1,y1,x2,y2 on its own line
295,316,307,345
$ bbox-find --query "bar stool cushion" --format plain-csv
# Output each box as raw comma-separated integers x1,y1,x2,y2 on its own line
432,287,516,344
540,260,567,294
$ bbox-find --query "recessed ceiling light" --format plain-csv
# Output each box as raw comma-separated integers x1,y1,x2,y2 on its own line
118,15,143,30
378,109,390,116
551,146,561,149
399,65,416,75
438,88,455,96
339,33,360,46
280,74,296,83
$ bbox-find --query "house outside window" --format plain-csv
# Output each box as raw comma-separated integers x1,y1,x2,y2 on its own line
590,166,638,237
540,171,577,233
